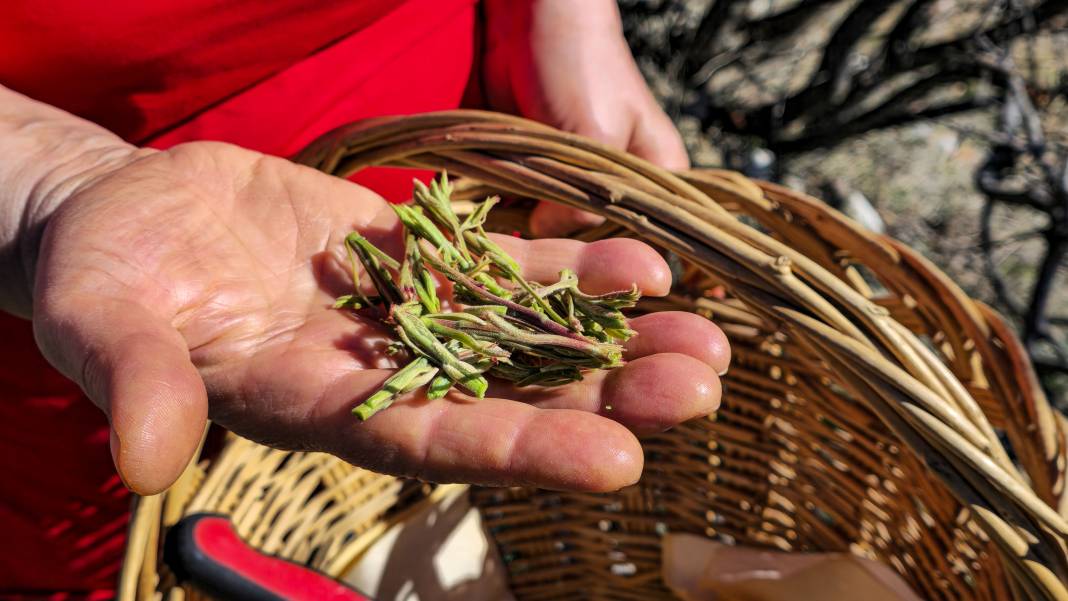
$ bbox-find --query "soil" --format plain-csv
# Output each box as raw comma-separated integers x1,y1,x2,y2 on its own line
620,0,1068,401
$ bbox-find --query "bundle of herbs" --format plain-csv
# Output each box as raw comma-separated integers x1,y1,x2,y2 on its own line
336,174,640,419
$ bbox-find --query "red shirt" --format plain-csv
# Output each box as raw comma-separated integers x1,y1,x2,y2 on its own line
0,1,479,595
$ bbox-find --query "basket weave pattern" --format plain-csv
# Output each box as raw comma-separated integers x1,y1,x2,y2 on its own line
120,111,1068,601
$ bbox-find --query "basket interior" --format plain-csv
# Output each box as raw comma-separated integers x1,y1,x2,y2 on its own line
462,187,1014,601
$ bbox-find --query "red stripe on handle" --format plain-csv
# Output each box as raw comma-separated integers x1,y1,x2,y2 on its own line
191,516,370,601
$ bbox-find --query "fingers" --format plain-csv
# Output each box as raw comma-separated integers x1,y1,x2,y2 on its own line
339,389,643,491
625,312,730,374
199,309,726,492
34,298,208,495
487,235,672,296
485,311,727,432
491,353,721,435
253,365,644,491
627,105,690,171
187,308,638,491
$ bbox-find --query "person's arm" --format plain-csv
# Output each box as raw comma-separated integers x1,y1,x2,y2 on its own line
481,0,689,236
0,85,144,317
0,84,727,495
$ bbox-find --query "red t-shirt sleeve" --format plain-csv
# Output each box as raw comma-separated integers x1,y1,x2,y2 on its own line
0,0,480,594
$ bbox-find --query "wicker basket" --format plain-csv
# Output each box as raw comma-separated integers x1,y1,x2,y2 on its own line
119,111,1068,601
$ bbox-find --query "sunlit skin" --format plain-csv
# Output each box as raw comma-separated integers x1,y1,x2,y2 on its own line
483,0,690,236
33,143,728,495
1,0,727,497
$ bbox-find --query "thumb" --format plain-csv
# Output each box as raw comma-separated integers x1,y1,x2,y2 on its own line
531,109,689,238
627,106,690,172
34,297,208,495
530,120,625,238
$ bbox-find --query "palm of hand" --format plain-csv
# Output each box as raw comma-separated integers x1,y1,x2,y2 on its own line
33,142,727,495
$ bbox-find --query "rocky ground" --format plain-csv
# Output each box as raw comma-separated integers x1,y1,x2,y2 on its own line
620,0,1068,400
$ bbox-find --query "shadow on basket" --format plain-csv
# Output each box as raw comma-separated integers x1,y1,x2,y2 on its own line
119,111,1068,601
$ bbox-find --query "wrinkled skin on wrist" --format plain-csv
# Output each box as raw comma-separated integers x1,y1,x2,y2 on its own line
31,141,729,495
482,0,690,236
0,85,152,317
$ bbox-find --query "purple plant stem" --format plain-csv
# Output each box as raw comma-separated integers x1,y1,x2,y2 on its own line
425,254,588,342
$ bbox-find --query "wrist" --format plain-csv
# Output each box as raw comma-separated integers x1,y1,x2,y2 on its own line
0,86,146,317
484,0,622,38
481,0,625,113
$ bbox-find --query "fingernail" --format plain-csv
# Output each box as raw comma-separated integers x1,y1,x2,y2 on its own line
718,367,729,377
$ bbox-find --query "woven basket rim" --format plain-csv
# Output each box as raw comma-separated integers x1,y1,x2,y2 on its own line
119,110,1068,601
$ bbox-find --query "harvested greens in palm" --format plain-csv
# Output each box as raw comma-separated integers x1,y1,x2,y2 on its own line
336,174,639,419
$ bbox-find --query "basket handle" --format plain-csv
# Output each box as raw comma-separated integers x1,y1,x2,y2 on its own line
164,513,373,601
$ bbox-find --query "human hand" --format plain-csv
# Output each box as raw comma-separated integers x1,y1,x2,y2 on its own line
482,0,689,237
30,141,728,495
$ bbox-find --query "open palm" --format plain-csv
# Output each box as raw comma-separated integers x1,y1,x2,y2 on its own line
32,142,728,495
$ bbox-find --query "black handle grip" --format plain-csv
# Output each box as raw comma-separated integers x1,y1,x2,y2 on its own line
163,513,373,601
